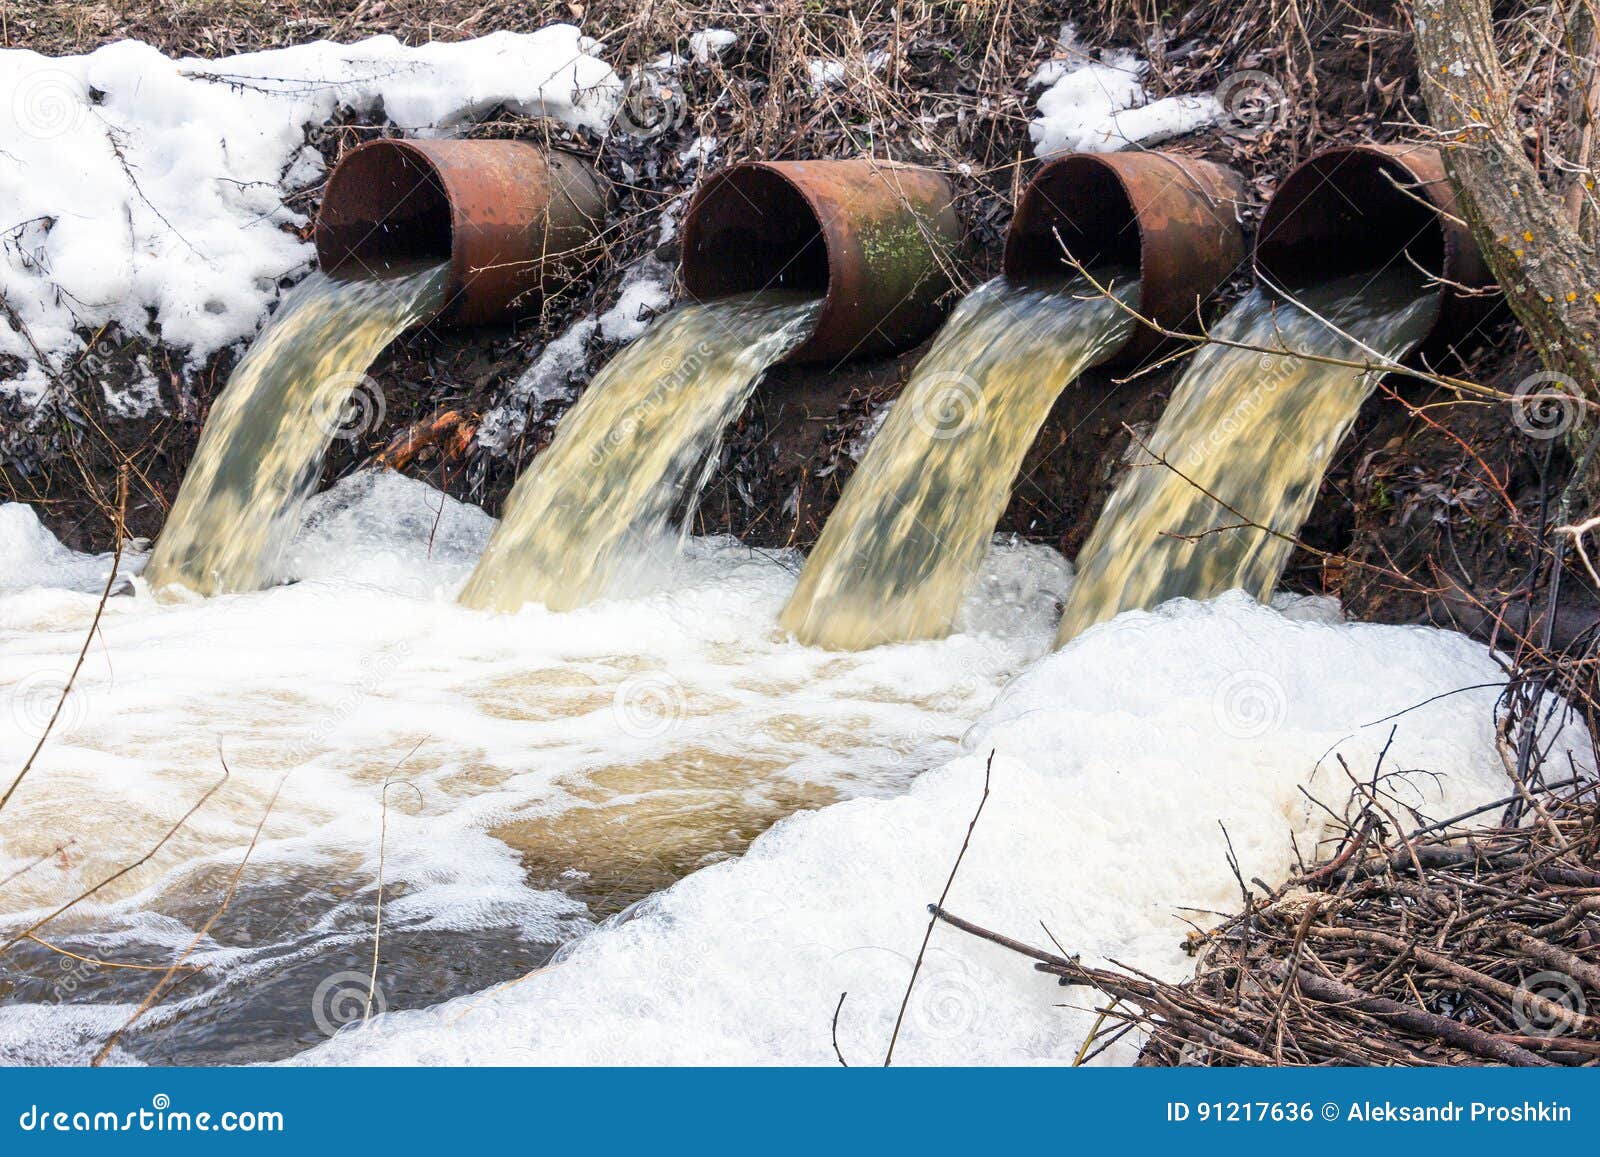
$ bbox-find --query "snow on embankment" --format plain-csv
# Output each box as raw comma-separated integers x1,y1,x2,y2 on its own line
0,28,620,409
1029,26,1221,155
300,595,1570,1065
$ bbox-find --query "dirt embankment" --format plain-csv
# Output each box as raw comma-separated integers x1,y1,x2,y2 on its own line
2,0,1570,633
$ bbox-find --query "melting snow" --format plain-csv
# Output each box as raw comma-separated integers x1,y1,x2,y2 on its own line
1028,31,1220,155
688,30,737,65
0,28,621,406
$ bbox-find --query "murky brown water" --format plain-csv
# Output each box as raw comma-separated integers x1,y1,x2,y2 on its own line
1057,270,1439,643
781,273,1135,650
144,262,448,596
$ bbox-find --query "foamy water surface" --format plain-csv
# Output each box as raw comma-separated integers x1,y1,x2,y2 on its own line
0,471,1068,1063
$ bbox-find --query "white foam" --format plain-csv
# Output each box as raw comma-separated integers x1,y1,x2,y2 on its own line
296,592,1580,1065
0,503,144,595
0,475,1062,1062
4,477,1580,1066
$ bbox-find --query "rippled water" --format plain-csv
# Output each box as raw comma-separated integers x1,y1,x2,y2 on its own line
0,472,1066,1064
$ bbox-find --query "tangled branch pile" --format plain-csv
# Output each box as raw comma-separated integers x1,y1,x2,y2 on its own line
939,772,1600,1066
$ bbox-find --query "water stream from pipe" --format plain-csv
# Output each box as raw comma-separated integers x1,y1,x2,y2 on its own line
781,272,1137,650
143,262,449,596
460,292,822,613
1056,269,1439,644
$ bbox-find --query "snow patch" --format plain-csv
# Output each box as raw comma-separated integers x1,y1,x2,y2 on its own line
1028,31,1220,155
0,29,620,406
806,50,889,92
598,259,674,343
678,135,719,166
0,504,144,594
476,318,601,453
688,30,737,65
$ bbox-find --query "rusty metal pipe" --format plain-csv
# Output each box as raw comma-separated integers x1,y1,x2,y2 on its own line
1003,151,1248,367
314,139,609,325
680,159,962,364
1255,144,1492,340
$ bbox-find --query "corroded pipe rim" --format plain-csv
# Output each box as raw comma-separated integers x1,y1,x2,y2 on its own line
314,138,609,326
683,162,836,352
1004,151,1249,368
681,158,962,364
317,139,460,286
1255,143,1492,341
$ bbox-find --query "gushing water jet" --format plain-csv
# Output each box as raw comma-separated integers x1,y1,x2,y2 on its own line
1056,144,1496,645
781,151,1247,650
146,141,609,597
460,158,966,614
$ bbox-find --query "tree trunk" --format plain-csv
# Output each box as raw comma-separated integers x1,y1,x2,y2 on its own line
1408,0,1600,411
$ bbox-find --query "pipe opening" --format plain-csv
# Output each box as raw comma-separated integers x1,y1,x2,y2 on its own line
1001,152,1247,367
1003,160,1141,286
681,159,962,364
1256,150,1446,290
316,143,454,276
681,167,831,298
